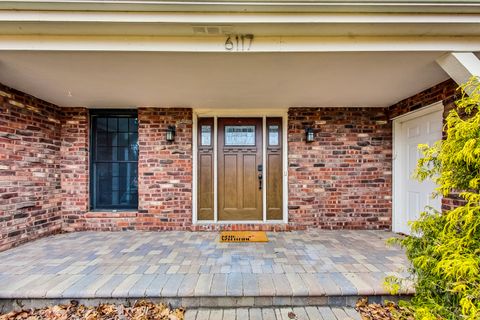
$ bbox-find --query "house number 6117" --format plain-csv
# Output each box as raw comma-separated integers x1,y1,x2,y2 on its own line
225,34,254,51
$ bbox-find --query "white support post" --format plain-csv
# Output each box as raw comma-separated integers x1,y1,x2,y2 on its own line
436,52,480,89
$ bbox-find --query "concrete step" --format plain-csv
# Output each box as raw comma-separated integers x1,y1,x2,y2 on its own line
0,293,411,313
185,306,362,320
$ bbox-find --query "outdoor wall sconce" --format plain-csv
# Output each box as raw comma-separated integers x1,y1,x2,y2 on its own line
305,127,314,143
166,125,176,142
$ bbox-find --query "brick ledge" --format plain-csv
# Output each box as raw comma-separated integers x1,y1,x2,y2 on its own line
84,211,138,218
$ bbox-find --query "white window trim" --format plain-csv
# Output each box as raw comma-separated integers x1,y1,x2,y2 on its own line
192,108,288,225
392,100,444,233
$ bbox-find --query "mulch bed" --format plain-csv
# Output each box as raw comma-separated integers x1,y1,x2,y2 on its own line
356,298,414,320
0,300,185,320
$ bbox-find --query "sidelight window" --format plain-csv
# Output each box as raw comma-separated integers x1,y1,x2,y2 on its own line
268,125,279,146
201,125,212,146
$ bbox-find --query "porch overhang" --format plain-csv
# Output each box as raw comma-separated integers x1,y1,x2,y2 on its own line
1,0,479,108
1,1,480,39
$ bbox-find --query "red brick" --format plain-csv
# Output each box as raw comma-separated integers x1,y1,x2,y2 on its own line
60,108,89,231
0,83,63,250
287,107,392,230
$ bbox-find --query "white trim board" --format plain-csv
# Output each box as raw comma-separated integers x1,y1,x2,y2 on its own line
2,35,480,52
3,1,480,14
192,111,198,224
2,12,480,24
391,100,444,121
192,109,288,225
262,116,267,222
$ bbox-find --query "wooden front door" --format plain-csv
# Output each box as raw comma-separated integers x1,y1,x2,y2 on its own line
218,118,263,221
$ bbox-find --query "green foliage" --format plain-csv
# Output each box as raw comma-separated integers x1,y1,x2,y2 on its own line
387,77,480,320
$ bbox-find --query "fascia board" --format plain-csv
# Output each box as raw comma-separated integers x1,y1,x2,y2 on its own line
2,1,480,14
1,11,480,24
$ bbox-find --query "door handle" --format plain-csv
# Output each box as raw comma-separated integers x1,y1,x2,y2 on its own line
258,173,263,190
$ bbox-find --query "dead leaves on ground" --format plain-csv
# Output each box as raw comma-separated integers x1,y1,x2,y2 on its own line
0,300,185,320
356,298,414,320
0,297,416,320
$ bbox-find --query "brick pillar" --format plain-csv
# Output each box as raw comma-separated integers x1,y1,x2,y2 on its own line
137,108,193,230
61,108,89,231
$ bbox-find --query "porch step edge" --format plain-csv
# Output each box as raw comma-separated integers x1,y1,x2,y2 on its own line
0,294,413,312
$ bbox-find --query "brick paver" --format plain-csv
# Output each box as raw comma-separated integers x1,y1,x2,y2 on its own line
0,231,411,300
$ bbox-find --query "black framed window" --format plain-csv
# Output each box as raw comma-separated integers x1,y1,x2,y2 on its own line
90,110,138,210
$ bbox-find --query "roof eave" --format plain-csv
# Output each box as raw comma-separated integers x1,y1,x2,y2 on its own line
2,0,480,13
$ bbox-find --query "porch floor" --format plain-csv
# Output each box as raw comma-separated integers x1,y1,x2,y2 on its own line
0,230,412,308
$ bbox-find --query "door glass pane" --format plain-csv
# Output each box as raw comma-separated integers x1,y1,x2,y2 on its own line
108,118,117,132
118,118,129,132
117,147,129,161
225,125,255,146
97,147,114,161
268,125,279,146
97,132,108,146
129,118,138,131
97,118,107,132
129,133,139,161
118,133,129,146
108,133,117,146
201,125,212,146
97,163,112,206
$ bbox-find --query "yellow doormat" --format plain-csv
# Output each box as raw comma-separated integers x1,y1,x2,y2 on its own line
219,231,268,243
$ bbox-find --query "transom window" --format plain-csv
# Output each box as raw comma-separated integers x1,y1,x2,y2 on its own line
90,111,138,210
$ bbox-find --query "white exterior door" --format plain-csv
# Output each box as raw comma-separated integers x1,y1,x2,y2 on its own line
393,103,443,235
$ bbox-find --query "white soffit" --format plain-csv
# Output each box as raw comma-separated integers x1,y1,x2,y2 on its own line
0,51,450,109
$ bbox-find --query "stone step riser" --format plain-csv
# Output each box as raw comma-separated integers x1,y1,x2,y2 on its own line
0,295,412,312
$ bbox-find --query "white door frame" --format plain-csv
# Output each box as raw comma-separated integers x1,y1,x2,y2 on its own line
392,101,444,233
192,108,289,225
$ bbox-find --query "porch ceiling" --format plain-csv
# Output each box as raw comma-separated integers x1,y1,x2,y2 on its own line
0,51,450,109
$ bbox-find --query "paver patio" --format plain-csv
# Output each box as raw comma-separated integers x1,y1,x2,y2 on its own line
0,230,411,310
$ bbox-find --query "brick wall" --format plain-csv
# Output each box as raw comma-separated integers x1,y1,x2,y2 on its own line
0,78,465,248
288,107,392,229
387,79,457,119
285,80,460,230
0,83,63,250
136,108,193,230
